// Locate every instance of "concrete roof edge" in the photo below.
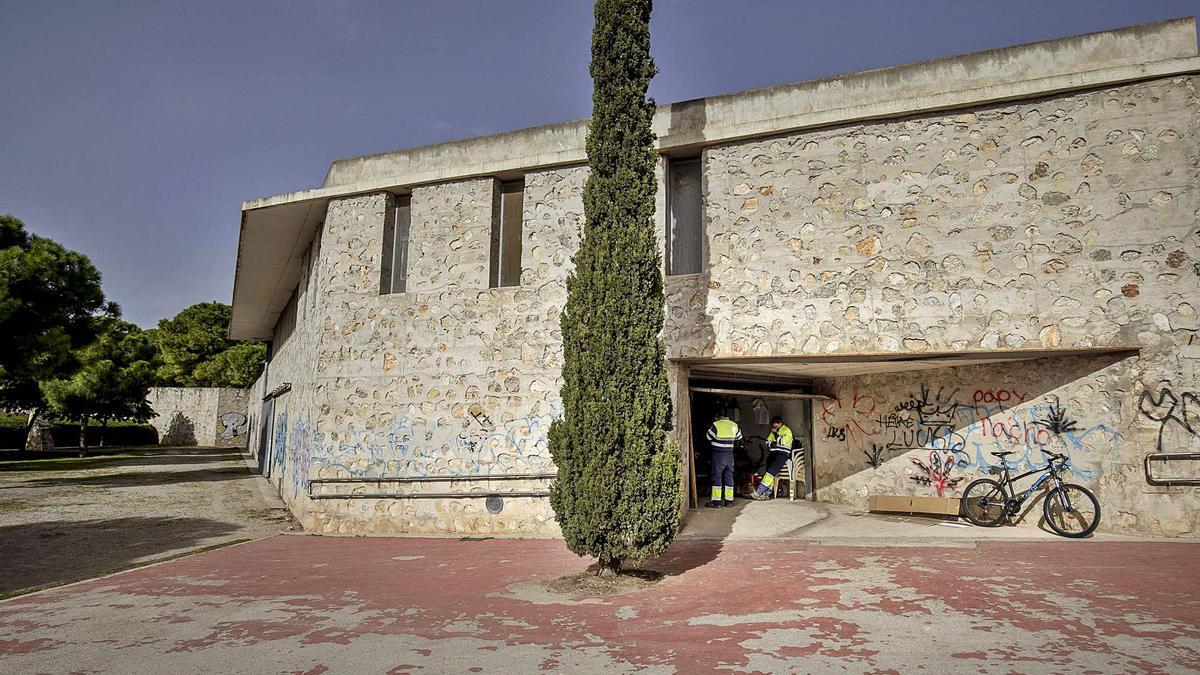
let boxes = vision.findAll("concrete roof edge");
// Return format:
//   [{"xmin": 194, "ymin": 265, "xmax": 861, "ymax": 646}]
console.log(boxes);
[
  {"xmin": 670, "ymin": 346, "xmax": 1142, "ymax": 366},
  {"xmin": 242, "ymin": 17, "xmax": 1199, "ymax": 212}
]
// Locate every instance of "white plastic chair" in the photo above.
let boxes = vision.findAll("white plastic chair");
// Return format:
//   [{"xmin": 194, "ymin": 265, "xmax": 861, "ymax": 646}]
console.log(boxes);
[{"xmin": 772, "ymin": 447, "xmax": 805, "ymax": 501}]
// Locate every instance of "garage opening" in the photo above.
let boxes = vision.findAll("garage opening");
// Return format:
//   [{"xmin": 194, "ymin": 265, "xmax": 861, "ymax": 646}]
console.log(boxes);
[
  {"xmin": 674, "ymin": 346, "xmax": 1140, "ymax": 512},
  {"xmin": 684, "ymin": 375, "xmax": 826, "ymax": 509}
]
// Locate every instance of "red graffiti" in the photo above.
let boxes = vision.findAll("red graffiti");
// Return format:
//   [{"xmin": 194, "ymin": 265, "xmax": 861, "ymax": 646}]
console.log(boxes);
[
  {"xmin": 972, "ymin": 389, "xmax": 1029, "ymax": 408},
  {"xmin": 820, "ymin": 389, "xmax": 882, "ymax": 450},
  {"xmin": 909, "ymin": 451, "xmax": 964, "ymax": 497},
  {"xmin": 978, "ymin": 417, "xmax": 1052, "ymax": 447}
]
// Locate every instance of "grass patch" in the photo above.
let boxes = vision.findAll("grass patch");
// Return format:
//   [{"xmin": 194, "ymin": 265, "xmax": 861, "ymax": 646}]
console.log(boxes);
[{"xmin": 0, "ymin": 447, "xmax": 241, "ymax": 473}]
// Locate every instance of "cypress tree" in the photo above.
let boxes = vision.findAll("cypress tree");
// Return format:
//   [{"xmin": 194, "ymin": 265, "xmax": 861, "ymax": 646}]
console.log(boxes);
[{"xmin": 549, "ymin": 0, "xmax": 681, "ymax": 575}]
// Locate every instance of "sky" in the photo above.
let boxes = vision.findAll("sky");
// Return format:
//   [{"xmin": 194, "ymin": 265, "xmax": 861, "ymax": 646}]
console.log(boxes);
[{"xmin": 1, "ymin": 0, "xmax": 1197, "ymax": 328}]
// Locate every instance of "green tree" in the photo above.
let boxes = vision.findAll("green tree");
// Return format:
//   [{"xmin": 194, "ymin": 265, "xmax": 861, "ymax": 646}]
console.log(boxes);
[
  {"xmin": 152, "ymin": 302, "xmax": 265, "ymax": 387},
  {"xmin": 42, "ymin": 318, "xmax": 157, "ymax": 456},
  {"xmin": 548, "ymin": 0, "xmax": 680, "ymax": 575},
  {"xmin": 0, "ymin": 215, "xmax": 109, "ymax": 437}
]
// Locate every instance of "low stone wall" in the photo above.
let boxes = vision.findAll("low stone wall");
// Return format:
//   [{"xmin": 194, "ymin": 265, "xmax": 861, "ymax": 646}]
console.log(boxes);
[{"xmin": 147, "ymin": 387, "xmax": 250, "ymax": 448}]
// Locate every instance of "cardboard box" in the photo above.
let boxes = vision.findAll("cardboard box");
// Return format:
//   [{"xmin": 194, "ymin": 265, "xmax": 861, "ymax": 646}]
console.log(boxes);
[{"xmin": 869, "ymin": 494, "xmax": 961, "ymax": 517}]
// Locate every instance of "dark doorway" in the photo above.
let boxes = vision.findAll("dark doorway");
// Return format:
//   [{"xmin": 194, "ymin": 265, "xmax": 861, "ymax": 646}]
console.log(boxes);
[
  {"xmin": 257, "ymin": 397, "xmax": 275, "ymax": 477},
  {"xmin": 687, "ymin": 378, "xmax": 819, "ymax": 506}
]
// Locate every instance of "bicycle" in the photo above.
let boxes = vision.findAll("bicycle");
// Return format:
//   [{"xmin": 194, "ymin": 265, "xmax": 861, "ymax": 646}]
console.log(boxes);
[{"xmin": 960, "ymin": 449, "xmax": 1101, "ymax": 538}]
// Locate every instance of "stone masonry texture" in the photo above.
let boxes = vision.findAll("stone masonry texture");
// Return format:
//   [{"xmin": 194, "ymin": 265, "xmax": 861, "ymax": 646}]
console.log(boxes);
[
  {"xmin": 147, "ymin": 387, "xmax": 249, "ymax": 448},
  {"xmin": 248, "ymin": 75, "xmax": 1200, "ymax": 538}
]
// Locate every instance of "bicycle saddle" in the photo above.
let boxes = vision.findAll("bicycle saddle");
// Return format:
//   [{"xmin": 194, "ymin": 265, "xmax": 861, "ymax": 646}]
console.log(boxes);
[{"xmin": 990, "ymin": 451, "xmax": 1014, "ymax": 458}]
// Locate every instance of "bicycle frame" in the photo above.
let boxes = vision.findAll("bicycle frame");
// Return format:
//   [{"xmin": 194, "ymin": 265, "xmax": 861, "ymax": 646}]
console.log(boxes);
[{"xmin": 992, "ymin": 460, "xmax": 1066, "ymax": 507}]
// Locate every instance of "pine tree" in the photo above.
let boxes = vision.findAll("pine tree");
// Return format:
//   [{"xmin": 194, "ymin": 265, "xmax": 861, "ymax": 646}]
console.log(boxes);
[{"xmin": 549, "ymin": 0, "xmax": 681, "ymax": 575}]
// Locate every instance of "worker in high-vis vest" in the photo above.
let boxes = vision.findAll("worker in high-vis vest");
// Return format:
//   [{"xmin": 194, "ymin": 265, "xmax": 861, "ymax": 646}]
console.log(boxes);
[
  {"xmin": 752, "ymin": 416, "xmax": 795, "ymax": 500},
  {"xmin": 706, "ymin": 413, "xmax": 742, "ymax": 507}
]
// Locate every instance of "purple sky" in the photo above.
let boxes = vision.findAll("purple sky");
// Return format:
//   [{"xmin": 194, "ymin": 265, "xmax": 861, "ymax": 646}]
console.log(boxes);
[{"xmin": 2, "ymin": 0, "xmax": 1197, "ymax": 328}]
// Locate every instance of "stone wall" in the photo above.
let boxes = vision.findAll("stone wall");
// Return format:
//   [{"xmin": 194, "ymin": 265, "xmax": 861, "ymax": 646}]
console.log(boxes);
[
  {"xmin": 697, "ymin": 76, "xmax": 1200, "ymax": 536},
  {"xmin": 699, "ymin": 76, "xmax": 1198, "ymax": 360},
  {"xmin": 249, "ymin": 74, "xmax": 1200, "ymax": 537},
  {"xmin": 248, "ymin": 168, "xmax": 589, "ymax": 534},
  {"xmin": 147, "ymin": 387, "xmax": 250, "ymax": 447},
  {"xmin": 246, "ymin": 230, "xmax": 326, "ymax": 521},
  {"xmin": 811, "ymin": 354, "xmax": 1198, "ymax": 537}
]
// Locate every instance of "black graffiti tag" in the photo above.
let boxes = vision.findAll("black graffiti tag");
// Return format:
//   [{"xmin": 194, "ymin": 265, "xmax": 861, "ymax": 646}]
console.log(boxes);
[{"xmin": 1139, "ymin": 387, "xmax": 1198, "ymax": 453}]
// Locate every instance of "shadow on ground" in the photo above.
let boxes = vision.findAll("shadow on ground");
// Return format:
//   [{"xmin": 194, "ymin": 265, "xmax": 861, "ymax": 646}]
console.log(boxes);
[
  {"xmin": 630, "ymin": 501, "xmax": 744, "ymax": 577},
  {"xmin": 0, "ymin": 517, "xmax": 244, "ymax": 595},
  {"xmin": 0, "ymin": 448, "xmax": 241, "ymax": 473},
  {"xmin": 7, "ymin": 466, "xmax": 252, "ymax": 489}
]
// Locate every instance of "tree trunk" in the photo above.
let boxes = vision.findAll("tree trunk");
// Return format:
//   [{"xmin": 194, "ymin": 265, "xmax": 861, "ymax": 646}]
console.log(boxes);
[
  {"xmin": 24, "ymin": 406, "xmax": 42, "ymax": 436},
  {"xmin": 23, "ymin": 406, "xmax": 43, "ymax": 451},
  {"xmin": 596, "ymin": 558, "xmax": 622, "ymax": 577},
  {"xmin": 99, "ymin": 418, "xmax": 108, "ymax": 448},
  {"xmin": 78, "ymin": 416, "xmax": 89, "ymax": 458}
]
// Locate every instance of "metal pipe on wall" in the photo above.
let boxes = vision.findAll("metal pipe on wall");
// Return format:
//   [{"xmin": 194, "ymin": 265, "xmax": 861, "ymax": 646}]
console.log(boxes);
[
  {"xmin": 308, "ymin": 472, "xmax": 556, "ymax": 485},
  {"xmin": 308, "ymin": 490, "xmax": 552, "ymax": 500}
]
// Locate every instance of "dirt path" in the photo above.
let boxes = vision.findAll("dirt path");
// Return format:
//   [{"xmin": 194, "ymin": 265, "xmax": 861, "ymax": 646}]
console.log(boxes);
[{"xmin": 0, "ymin": 447, "xmax": 293, "ymax": 596}]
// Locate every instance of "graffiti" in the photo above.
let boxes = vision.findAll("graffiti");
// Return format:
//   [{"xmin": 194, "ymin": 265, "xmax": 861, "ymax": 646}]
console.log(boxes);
[
  {"xmin": 1139, "ymin": 386, "xmax": 1199, "ymax": 453},
  {"xmin": 864, "ymin": 444, "xmax": 884, "ymax": 469},
  {"xmin": 971, "ymin": 389, "xmax": 1029, "ymax": 409},
  {"xmin": 975, "ymin": 415, "xmax": 1053, "ymax": 448},
  {"xmin": 909, "ymin": 451, "xmax": 965, "ymax": 497},
  {"xmin": 271, "ymin": 409, "xmax": 289, "ymax": 479},
  {"xmin": 908, "ymin": 385, "xmax": 960, "ymax": 427},
  {"xmin": 876, "ymin": 412, "xmax": 911, "ymax": 430},
  {"xmin": 823, "ymin": 380, "xmax": 1120, "ymax": 486},
  {"xmin": 1033, "ymin": 398, "xmax": 1079, "ymax": 436},
  {"xmin": 883, "ymin": 386, "xmax": 968, "ymax": 467},
  {"xmin": 288, "ymin": 418, "xmax": 317, "ymax": 496},
  {"xmin": 468, "ymin": 403, "xmax": 495, "ymax": 431},
  {"xmin": 318, "ymin": 407, "xmax": 560, "ymax": 479},
  {"xmin": 819, "ymin": 389, "xmax": 882, "ymax": 451},
  {"xmin": 218, "ymin": 412, "xmax": 248, "ymax": 440}
]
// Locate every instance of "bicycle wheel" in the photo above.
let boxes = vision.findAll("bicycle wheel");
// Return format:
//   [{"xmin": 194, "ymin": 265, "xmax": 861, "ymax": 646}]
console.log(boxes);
[
  {"xmin": 961, "ymin": 478, "xmax": 1008, "ymax": 527},
  {"xmin": 1043, "ymin": 483, "xmax": 1101, "ymax": 538}
]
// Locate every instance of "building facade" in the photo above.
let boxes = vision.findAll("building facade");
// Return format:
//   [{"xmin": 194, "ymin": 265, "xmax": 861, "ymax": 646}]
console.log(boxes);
[{"xmin": 232, "ymin": 19, "xmax": 1200, "ymax": 537}]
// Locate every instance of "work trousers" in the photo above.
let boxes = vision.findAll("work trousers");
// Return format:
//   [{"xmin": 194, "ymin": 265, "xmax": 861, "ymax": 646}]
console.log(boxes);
[
  {"xmin": 710, "ymin": 450, "xmax": 735, "ymax": 502},
  {"xmin": 757, "ymin": 450, "xmax": 791, "ymax": 495}
]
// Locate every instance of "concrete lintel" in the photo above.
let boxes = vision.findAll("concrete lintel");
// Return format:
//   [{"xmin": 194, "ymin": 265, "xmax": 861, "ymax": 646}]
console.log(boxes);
[
  {"xmin": 679, "ymin": 346, "xmax": 1141, "ymax": 380},
  {"xmin": 671, "ymin": 345, "xmax": 1141, "ymax": 366}
]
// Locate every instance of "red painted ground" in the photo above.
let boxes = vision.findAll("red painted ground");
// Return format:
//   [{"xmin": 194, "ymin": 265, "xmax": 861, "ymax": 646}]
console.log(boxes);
[{"xmin": 1, "ymin": 535, "xmax": 1197, "ymax": 673}]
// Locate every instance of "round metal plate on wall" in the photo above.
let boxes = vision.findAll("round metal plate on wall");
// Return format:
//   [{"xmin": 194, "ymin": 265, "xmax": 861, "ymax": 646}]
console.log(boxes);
[{"xmin": 485, "ymin": 495, "xmax": 504, "ymax": 514}]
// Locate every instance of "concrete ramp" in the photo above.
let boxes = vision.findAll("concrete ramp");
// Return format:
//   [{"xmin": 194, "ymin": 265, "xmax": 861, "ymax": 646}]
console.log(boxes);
[{"xmin": 679, "ymin": 499, "xmax": 829, "ymax": 539}]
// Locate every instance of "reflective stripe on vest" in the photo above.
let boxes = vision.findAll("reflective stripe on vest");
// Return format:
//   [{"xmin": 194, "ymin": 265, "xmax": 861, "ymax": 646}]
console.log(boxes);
[
  {"xmin": 768, "ymin": 424, "xmax": 794, "ymax": 453},
  {"xmin": 708, "ymin": 418, "xmax": 741, "ymax": 452}
]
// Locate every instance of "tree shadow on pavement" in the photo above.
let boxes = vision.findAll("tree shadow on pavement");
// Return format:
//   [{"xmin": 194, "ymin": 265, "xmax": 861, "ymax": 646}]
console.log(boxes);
[
  {"xmin": 8, "ymin": 466, "xmax": 252, "ymax": 489},
  {"xmin": 0, "ymin": 447, "xmax": 242, "ymax": 473},
  {"xmin": 0, "ymin": 516, "xmax": 244, "ymax": 595},
  {"xmin": 83, "ymin": 449, "xmax": 243, "ymax": 469},
  {"xmin": 631, "ymin": 500, "xmax": 745, "ymax": 577}
]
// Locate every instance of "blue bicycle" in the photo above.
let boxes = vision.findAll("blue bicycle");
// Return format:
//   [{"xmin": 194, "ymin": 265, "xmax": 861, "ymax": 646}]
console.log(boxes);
[{"xmin": 960, "ymin": 450, "xmax": 1101, "ymax": 538}]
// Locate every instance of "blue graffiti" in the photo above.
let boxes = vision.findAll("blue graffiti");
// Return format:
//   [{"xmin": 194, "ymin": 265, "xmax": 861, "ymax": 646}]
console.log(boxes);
[
  {"xmin": 955, "ymin": 401, "xmax": 1119, "ymax": 480},
  {"xmin": 316, "ymin": 408, "xmax": 561, "ymax": 479},
  {"xmin": 271, "ymin": 409, "xmax": 289, "ymax": 479}
]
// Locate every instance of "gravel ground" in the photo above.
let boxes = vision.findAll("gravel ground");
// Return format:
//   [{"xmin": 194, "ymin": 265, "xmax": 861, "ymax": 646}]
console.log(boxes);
[{"xmin": 0, "ymin": 447, "xmax": 293, "ymax": 596}]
